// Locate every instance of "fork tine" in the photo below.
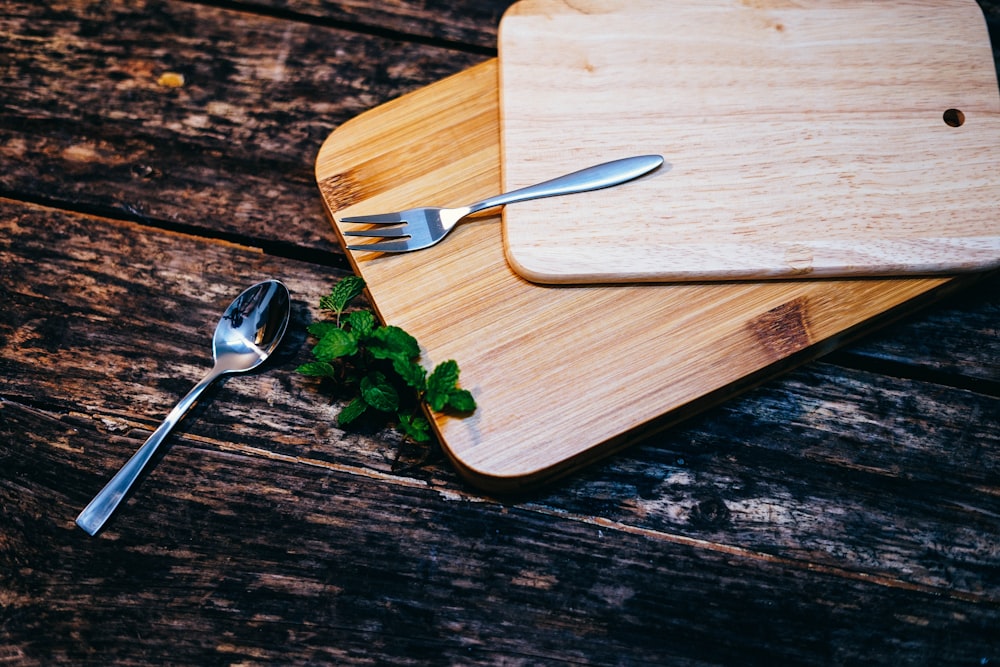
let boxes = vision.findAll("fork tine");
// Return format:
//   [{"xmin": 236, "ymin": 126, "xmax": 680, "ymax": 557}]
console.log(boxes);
[
  {"xmin": 346, "ymin": 239, "xmax": 414, "ymax": 253},
  {"xmin": 339, "ymin": 212, "xmax": 406, "ymax": 225},
  {"xmin": 343, "ymin": 227, "xmax": 410, "ymax": 238}
]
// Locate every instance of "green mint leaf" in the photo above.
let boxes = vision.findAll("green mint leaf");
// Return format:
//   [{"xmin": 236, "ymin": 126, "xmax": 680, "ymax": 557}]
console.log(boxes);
[
  {"xmin": 446, "ymin": 388, "xmax": 477, "ymax": 413},
  {"xmin": 368, "ymin": 325, "xmax": 420, "ymax": 361},
  {"xmin": 392, "ymin": 356, "xmax": 427, "ymax": 391},
  {"xmin": 313, "ymin": 328, "xmax": 357, "ymax": 361},
  {"xmin": 306, "ymin": 321, "xmax": 340, "ymax": 339},
  {"xmin": 426, "ymin": 391, "xmax": 446, "ymax": 412},
  {"xmin": 429, "ymin": 359, "xmax": 460, "ymax": 389},
  {"xmin": 320, "ymin": 275, "xmax": 366, "ymax": 315},
  {"xmin": 398, "ymin": 412, "xmax": 432, "ymax": 443},
  {"xmin": 303, "ymin": 277, "xmax": 475, "ymax": 453},
  {"xmin": 337, "ymin": 396, "xmax": 367, "ymax": 426},
  {"xmin": 347, "ymin": 309, "xmax": 376, "ymax": 338},
  {"xmin": 295, "ymin": 361, "xmax": 337, "ymax": 378},
  {"xmin": 426, "ymin": 360, "xmax": 460, "ymax": 411},
  {"xmin": 361, "ymin": 372, "xmax": 399, "ymax": 412}
]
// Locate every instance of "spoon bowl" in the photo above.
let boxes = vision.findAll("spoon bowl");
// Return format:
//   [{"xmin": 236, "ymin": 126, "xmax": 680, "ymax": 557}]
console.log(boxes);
[
  {"xmin": 214, "ymin": 280, "xmax": 291, "ymax": 372},
  {"xmin": 76, "ymin": 279, "xmax": 291, "ymax": 536}
]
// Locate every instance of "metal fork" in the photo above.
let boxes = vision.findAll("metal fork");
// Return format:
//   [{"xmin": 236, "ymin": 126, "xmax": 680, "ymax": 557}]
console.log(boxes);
[{"xmin": 340, "ymin": 154, "xmax": 665, "ymax": 253}]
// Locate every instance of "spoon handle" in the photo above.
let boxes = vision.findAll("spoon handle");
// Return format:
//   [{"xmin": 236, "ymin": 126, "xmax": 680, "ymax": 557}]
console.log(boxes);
[{"xmin": 75, "ymin": 366, "xmax": 224, "ymax": 535}]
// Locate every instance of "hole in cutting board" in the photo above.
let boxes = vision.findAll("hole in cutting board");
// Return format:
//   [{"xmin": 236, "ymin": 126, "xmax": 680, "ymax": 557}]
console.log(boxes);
[{"xmin": 943, "ymin": 108, "xmax": 965, "ymax": 127}]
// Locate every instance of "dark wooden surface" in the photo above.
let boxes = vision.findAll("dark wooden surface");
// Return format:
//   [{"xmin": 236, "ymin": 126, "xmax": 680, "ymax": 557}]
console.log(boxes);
[{"xmin": 2, "ymin": 2, "xmax": 999, "ymax": 665}]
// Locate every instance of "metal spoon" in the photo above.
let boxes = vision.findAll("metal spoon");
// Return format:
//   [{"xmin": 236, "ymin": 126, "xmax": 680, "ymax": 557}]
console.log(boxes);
[{"xmin": 76, "ymin": 279, "xmax": 291, "ymax": 536}]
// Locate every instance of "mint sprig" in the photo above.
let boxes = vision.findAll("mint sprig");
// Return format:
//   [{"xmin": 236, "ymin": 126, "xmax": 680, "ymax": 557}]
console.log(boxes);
[
  {"xmin": 319, "ymin": 275, "xmax": 365, "ymax": 325},
  {"xmin": 297, "ymin": 277, "xmax": 476, "ymax": 443}
]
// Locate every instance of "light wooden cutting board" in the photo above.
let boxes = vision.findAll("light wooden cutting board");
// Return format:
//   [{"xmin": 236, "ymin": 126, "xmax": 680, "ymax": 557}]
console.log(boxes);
[
  {"xmin": 498, "ymin": 0, "xmax": 1000, "ymax": 283},
  {"xmin": 317, "ymin": 59, "xmax": 970, "ymax": 493}
]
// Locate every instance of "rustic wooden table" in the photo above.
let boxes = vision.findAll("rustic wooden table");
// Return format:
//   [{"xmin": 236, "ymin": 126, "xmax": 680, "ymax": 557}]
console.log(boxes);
[{"xmin": 2, "ymin": 2, "xmax": 999, "ymax": 664}]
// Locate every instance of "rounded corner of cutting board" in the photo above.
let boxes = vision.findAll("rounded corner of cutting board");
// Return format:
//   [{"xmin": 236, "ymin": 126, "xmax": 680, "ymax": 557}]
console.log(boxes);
[
  {"xmin": 314, "ymin": 141, "xmax": 336, "ymax": 189},
  {"xmin": 439, "ymin": 440, "xmax": 587, "ymax": 496},
  {"xmin": 315, "ymin": 107, "xmax": 366, "ymax": 186},
  {"xmin": 315, "ymin": 59, "xmax": 500, "ymax": 189},
  {"xmin": 498, "ymin": 0, "xmax": 547, "ymax": 20},
  {"xmin": 501, "ymin": 241, "xmax": 564, "ymax": 285},
  {"xmin": 443, "ymin": 455, "xmax": 549, "ymax": 495}
]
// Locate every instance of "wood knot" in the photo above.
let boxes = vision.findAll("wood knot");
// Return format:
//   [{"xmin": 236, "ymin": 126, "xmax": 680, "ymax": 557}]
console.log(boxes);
[
  {"xmin": 746, "ymin": 296, "xmax": 813, "ymax": 361},
  {"xmin": 689, "ymin": 495, "xmax": 731, "ymax": 528}
]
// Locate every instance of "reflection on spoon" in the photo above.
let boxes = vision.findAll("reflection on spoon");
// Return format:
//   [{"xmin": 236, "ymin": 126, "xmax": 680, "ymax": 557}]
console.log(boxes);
[{"xmin": 76, "ymin": 280, "xmax": 291, "ymax": 536}]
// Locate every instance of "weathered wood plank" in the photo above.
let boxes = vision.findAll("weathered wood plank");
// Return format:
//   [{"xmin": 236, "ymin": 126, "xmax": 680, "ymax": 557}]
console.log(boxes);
[
  {"xmin": 230, "ymin": 0, "xmax": 516, "ymax": 49},
  {"xmin": 541, "ymin": 361, "xmax": 1000, "ymax": 594},
  {"xmin": 2, "ymin": 199, "xmax": 997, "ymax": 604},
  {"xmin": 833, "ymin": 272, "xmax": 999, "ymax": 388},
  {"xmin": 2, "ymin": 2, "xmax": 999, "ymax": 663},
  {"xmin": 0, "ymin": 197, "xmax": 359, "ymax": 455},
  {"xmin": 0, "ymin": 0, "xmax": 488, "ymax": 253},
  {"xmin": 3, "ymin": 396, "xmax": 999, "ymax": 666}
]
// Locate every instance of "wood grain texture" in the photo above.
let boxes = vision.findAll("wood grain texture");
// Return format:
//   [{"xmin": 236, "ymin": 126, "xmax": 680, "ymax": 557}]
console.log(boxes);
[
  {"xmin": 3, "ymin": 2, "xmax": 1000, "ymax": 664},
  {"xmin": 248, "ymin": 0, "xmax": 515, "ymax": 48},
  {"xmin": 3, "ymin": 198, "xmax": 998, "ymax": 665},
  {"xmin": 3, "ymin": 196, "xmax": 996, "ymax": 597},
  {"xmin": 838, "ymin": 275, "xmax": 1000, "ymax": 388},
  {"xmin": 498, "ymin": 0, "xmax": 1000, "ymax": 282},
  {"xmin": 0, "ymin": 0, "xmax": 498, "ymax": 253},
  {"xmin": 5, "ymin": 396, "xmax": 999, "ymax": 666},
  {"xmin": 316, "ymin": 59, "xmax": 982, "ymax": 491}
]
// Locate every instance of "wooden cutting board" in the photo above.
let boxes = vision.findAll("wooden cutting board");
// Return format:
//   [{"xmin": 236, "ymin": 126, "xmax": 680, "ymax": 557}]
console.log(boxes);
[
  {"xmin": 316, "ymin": 59, "xmax": 968, "ymax": 493},
  {"xmin": 498, "ymin": 0, "xmax": 1000, "ymax": 283}
]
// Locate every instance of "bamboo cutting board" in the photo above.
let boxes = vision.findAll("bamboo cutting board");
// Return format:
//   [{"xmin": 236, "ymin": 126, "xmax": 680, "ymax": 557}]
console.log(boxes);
[
  {"xmin": 498, "ymin": 0, "xmax": 1000, "ymax": 283},
  {"xmin": 317, "ymin": 60, "xmax": 965, "ymax": 492}
]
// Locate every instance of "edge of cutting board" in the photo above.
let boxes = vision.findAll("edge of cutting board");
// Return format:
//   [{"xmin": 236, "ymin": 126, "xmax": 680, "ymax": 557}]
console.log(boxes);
[{"xmin": 316, "ymin": 59, "xmax": 979, "ymax": 494}]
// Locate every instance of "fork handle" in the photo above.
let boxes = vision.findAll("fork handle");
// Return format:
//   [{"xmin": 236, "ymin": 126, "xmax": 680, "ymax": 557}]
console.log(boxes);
[{"xmin": 466, "ymin": 154, "xmax": 664, "ymax": 214}]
